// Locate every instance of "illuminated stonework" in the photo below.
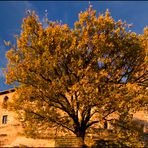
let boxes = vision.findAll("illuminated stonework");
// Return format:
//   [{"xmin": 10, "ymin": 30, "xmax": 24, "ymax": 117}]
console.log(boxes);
[{"xmin": 0, "ymin": 89, "xmax": 147, "ymax": 147}]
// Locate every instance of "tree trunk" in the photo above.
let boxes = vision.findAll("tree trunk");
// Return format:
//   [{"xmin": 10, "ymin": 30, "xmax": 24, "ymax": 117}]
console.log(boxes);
[{"xmin": 75, "ymin": 130, "xmax": 87, "ymax": 148}]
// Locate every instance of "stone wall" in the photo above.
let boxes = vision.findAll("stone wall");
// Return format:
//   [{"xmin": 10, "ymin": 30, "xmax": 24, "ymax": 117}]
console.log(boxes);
[
  {"xmin": 55, "ymin": 137, "xmax": 81, "ymax": 147},
  {"xmin": 0, "ymin": 89, "xmax": 23, "ymax": 146},
  {"xmin": 0, "ymin": 90, "xmax": 18, "ymax": 126},
  {"xmin": 0, "ymin": 89, "xmax": 147, "ymax": 147}
]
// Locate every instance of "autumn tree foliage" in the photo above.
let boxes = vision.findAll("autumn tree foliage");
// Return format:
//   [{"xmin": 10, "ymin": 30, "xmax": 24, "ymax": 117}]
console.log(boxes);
[{"xmin": 5, "ymin": 6, "xmax": 147, "ymax": 147}]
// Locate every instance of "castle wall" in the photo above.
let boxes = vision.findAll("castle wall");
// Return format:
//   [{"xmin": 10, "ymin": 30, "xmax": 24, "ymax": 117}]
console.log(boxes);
[
  {"xmin": 0, "ymin": 90, "xmax": 23, "ymax": 146},
  {"xmin": 0, "ymin": 91, "xmax": 19, "ymax": 126},
  {"xmin": 0, "ymin": 89, "xmax": 147, "ymax": 147},
  {"xmin": 0, "ymin": 90, "xmax": 56, "ymax": 147}
]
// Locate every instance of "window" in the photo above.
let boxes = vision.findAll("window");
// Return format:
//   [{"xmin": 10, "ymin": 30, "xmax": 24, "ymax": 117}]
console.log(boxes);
[
  {"xmin": 3, "ymin": 96, "xmax": 9, "ymax": 108},
  {"xmin": 104, "ymin": 121, "xmax": 108, "ymax": 129},
  {"xmin": 2, "ymin": 115, "xmax": 8, "ymax": 124},
  {"xmin": 4, "ymin": 96, "xmax": 8, "ymax": 102},
  {"xmin": 144, "ymin": 123, "xmax": 148, "ymax": 133}
]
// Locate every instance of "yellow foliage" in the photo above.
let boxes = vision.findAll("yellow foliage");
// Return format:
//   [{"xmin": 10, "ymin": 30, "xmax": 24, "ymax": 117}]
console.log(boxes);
[{"xmin": 4, "ymin": 7, "xmax": 147, "ymax": 147}]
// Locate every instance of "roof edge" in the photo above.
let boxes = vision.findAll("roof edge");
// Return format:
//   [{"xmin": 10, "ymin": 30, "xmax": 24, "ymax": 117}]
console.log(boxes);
[{"xmin": 0, "ymin": 88, "xmax": 15, "ymax": 95}]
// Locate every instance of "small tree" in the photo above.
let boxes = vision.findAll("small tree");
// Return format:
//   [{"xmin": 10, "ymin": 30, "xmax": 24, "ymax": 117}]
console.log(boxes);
[{"xmin": 5, "ymin": 6, "xmax": 147, "ymax": 147}]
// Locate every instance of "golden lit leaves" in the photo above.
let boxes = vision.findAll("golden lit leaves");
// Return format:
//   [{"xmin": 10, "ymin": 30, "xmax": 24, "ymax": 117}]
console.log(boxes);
[{"xmin": 4, "ymin": 7, "xmax": 147, "ymax": 145}]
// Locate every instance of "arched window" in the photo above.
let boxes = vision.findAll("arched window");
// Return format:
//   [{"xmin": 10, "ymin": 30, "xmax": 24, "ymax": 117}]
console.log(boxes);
[
  {"xmin": 4, "ymin": 96, "xmax": 8, "ymax": 102},
  {"xmin": 3, "ymin": 96, "xmax": 9, "ymax": 108}
]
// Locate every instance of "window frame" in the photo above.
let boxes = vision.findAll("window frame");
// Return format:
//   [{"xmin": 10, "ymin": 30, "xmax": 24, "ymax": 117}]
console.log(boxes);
[{"xmin": 2, "ymin": 115, "xmax": 8, "ymax": 124}]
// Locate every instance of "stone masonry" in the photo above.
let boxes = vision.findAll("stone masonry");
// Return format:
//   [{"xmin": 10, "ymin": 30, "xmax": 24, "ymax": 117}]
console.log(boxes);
[{"xmin": 0, "ymin": 88, "xmax": 147, "ymax": 147}]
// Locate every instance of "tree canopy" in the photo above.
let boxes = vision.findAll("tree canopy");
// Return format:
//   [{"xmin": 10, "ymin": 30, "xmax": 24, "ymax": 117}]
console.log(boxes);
[{"xmin": 5, "ymin": 6, "xmax": 148, "ymax": 147}]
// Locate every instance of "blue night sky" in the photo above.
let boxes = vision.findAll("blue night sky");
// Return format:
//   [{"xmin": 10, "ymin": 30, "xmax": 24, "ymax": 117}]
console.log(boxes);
[{"xmin": 0, "ymin": 1, "xmax": 148, "ymax": 91}]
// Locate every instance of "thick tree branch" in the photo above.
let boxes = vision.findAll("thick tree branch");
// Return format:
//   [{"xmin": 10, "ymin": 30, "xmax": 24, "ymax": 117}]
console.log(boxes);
[{"xmin": 86, "ymin": 120, "xmax": 99, "ymax": 129}]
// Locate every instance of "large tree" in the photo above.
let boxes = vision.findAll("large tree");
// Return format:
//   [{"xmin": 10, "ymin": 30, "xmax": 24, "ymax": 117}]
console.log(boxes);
[{"xmin": 5, "ymin": 6, "xmax": 147, "ymax": 147}]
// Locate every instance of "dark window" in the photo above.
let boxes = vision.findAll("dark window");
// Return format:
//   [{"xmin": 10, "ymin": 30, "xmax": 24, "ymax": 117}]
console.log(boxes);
[
  {"xmin": 144, "ymin": 123, "xmax": 148, "ymax": 133},
  {"xmin": 104, "ymin": 121, "xmax": 108, "ymax": 129},
  {"xmin": 2, "ymin": 115, "xmax": 8, "ymax": 124},
  {"xmin": 3, "ymin": 96, "xmax": 9, "ymax": 108},
  {"xmin": 4, "ymin": 96, "xmax": 8, "ymax": 102}
]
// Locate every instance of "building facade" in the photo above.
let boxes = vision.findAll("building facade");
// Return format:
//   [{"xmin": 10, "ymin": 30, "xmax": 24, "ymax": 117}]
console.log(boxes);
[
  {"xmin": 0, "ymin": 89, "xmax": 147, "ymax": 147},
  {"xmin": 0, "ymin": 89, "xmax": 55, "ymax": 147}
]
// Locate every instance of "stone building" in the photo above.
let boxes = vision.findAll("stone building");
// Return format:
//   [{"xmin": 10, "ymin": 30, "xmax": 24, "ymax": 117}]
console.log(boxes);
[
  {"xmin": 0, "ymin": 89, "xmax": 55, "ymax": 147},
  {"xmin": 0, "ymin": 88, "xmax": 147, "ymax": 147}
]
